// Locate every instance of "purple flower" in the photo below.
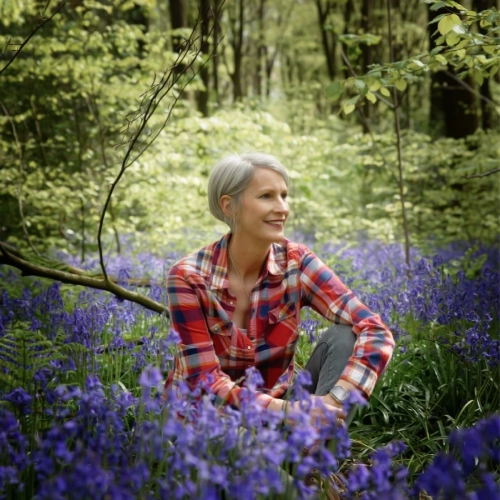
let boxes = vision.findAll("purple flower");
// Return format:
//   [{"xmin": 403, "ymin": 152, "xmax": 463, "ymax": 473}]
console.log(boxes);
[
  {"xmin": 3, "ymin": 388, "xmax": 32, "ymax": 414},
  {"xmin": 139, "ymin": 365, "xmax": 163, "ymax": 389}
]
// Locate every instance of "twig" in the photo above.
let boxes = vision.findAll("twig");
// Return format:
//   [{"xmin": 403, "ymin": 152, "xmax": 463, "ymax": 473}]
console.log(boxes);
[
  {"xmin": 465, "ymin": 168, "xmax": 500, "ymax": 179},
  {"xmin": 0, "ymin": 1, "xmax": 67, "ymax": 77},
  {"xmin": 97, "ymin": 6, "xmax": 223, "ymax": 281},
  {"xmin": 443, "ymin": 70, "xmax": 499, "ymax": 114},
  {"xmin": 387, "ymin": 0, "xmax": 411, "ymax": 275}
]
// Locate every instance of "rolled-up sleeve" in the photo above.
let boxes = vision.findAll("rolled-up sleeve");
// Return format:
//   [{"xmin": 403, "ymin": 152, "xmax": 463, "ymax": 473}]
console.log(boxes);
[{"xmin": 298, "ymin": 248, "xmax": 394, "ymax": 397}]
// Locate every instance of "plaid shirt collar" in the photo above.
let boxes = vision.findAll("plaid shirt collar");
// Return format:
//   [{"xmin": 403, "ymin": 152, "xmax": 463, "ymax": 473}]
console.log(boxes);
[{"xmin": 210, "ymin": 233, "xmax": 285, "ymax": 291}]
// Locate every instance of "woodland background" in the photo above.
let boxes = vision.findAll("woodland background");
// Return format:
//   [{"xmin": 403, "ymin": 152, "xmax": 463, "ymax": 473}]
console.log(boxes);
[{"xmin": 1, "ymin": 0, "xmax": 499, "ymax": 260}]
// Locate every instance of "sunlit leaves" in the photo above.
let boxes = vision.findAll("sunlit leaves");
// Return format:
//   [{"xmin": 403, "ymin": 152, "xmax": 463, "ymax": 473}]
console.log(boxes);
[
  {"xmin": 437, "ymin": 14, "xmax": 461, "ymax": 35},
  {"xmin": 394, "ymin": 79, "xmax": 407, "ymax": 92},
  {"xmin": 325, "ymin": 4, "xmax": 499, "ymax": 118},
  {"xmin": 342, "ymin": 95, "xmax": 360, "ymax": 115}
]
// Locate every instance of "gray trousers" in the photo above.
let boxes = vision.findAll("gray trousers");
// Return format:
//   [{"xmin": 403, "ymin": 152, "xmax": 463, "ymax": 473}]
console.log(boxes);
[{"xmin": 288, "ymin": 323, "xmax": 358, "ymax": 426}]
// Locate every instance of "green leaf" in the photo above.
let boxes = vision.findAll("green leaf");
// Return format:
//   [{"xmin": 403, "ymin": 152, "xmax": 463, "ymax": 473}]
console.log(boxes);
[
  {"xmin": 483, "ymin": 44, "xmax": 496, "ymax": 55},
  {"xmin": 430, "ymin": 46, "xmax": 445, "ymax": 55},
  {"xmin": 474, "ymin": 71, "xmax": 484, "ymax": 86},
  {"xmin": 429, "ymin": 13, "xmax": 446, "ymax": 25},
  {"xmin": 342, "ymin": 95, "xmax": 360, "ymax": 115},
  {"xmin": 344, "ymin": 95, "xmax": 360, "ymax": 106},
  {"xmin": 435, "ymin": 54, "xmax": 448, "ymax": 64},
  {"xmin": 326, "ymin": 81, "xmax": 343, "ymax": 101},
  {"xmin": 354, "ymin": 79, "xmax": 368, "ymax": 95},
  {"xmin": 342, "ymin": 103, "xmax": 356, "ymax": 115},
  {"xmin": 395, "ymin": 79, "xmax": 407, "ymax": 92},
  {"xmin": 438, "ymin": 15, "xmax": 456, "ymax": 36},
  {"xmin": 430, "ymin": 1, "xmax": 446, "ymax": 11},
  {"xmin": 446, "ymin": 32, "xmax": 460, "ymax": 46},
  {"xmin": 380, "ymin": 87, "xmax": 391, "ymax": 97},
  {"xmin": 366, "ymin": 91, "xmax": 377, "ymax": 104}
]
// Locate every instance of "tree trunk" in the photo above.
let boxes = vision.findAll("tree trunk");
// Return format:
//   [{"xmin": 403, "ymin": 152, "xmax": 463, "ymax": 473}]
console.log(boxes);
[
  {"xmin": 169, "ymin": 0, "xmax": 187, "ymax": 54},
  {"xmin": 196, "ymin": 0, "xmax": 211, "ymax": 117},
  {"xmin": 315, "ymin": 0, "xmax": 337, "ymax": 81},
  {"xmin": 213, "ymin": 0, "xmax": 220, "ymax": 105},
  {"xmin": 428, "ymin": 5, "xmax": 478, "ymax": 138},
  {"xmin": 360, "ymin": 0, "xmax": 372, "ymax": 133},
  {"xmin": 342, "ymin": 0, "xmax": 354, "ymax": 80},
  {"xmin": 231, "ymin": 0, "xmax": 244, "ymax": 101},
  {"xmin": 474, "ymin": 0, "xmax": 495, "ymax": 130}
]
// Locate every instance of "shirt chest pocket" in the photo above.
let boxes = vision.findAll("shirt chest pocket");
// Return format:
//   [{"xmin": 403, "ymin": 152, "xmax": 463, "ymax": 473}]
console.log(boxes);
[
  {"xmin": 266, "ymin": 302, "xmax": 298, "ymax": 347},
  {"xmin": 206, "ymin": 316, "xmax": 233, "ymax": 336}
]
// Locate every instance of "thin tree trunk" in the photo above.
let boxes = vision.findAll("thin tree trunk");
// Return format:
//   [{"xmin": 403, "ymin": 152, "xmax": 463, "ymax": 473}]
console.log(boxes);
[
  {"xmin": 256, "ymin": 0, "xmax": 266, "ymax": 97},
  {"xmin": 315, "ymin": 0, "xmax": 337, "ymax": 81},
  {"xmin": 360, "ymin": 0, "xmax": 372, "ymax": 133},
  {"xmin": 213, "ymin": 0, "xmax": 220, "ymax": 105},
  {"xmin": 387, "ymin": 0, "xmax": 411, "ymax": 274},
  {"xmin": 342, "ymin": 0, "xmax": 353, "ymax": 80},
  {"xmin": 169, "ymin": 0, "xmax": 188, "ymax": 72},
  {"xmin": 197, "ymin": 0, "xmax": 210, "ymax": 116},
  {"xmin": 232, "ymin": 0, "xmax": 244, "ymax": 100}
]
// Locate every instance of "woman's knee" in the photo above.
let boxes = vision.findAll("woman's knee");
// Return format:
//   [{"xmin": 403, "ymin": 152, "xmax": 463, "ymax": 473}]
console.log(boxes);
[{"xmin": 317, "ymin": 323, "xmax": 356, "ymax": 356}]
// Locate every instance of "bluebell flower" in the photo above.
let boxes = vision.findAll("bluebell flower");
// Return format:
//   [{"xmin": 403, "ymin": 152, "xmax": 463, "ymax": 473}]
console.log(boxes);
[
  {"xmin": 139, "ymin": 365, "xmax": 163, "ymax": 390},
  {"xmin": 3, "ymin": 387, "xmax": 32, "ymax": 415}
]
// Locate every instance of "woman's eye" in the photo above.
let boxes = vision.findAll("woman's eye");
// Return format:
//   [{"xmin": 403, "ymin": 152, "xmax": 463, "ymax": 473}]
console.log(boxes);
[
  {"xmin": 282, "ymin": 193, "xmax": 288, "ymax": 200},
  {"xmin": 260, "ymin": 193, "xmax": 270, "ymax": 199}
]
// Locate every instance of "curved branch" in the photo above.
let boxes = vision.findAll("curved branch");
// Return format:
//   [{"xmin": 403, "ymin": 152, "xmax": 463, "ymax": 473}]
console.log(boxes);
[
  {"xmin": 0, "ymin": 242, "xmax": 168, "ymax": 315},
  {"xmin": 97, "ymin": 3, "xmax": 224, "ymax": 280},
  {"xmin": 0, "ymin": 1, "xmax": 67, "ymax": 77}
]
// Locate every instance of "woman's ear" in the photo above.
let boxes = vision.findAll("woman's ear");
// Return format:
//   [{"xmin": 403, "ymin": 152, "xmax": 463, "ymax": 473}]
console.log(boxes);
[{"xmin": 220, "ymin": 195, "xmax": 232, "ymax": 218}]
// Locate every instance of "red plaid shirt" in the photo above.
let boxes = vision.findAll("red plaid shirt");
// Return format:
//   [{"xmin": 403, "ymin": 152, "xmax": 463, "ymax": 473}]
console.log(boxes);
[{"xmin": 165, "ymin": 233, "xmax": 394, "ymax": 408}]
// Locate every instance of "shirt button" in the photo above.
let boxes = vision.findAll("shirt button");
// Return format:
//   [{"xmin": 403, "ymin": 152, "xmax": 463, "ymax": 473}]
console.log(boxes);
[
  {"xmin": 229, "ymin": 301, "xmax": 234, "ymax": 305},
  {"xmin": 214, "ymin": 326, "xmax": 219, "ymax": 331},
  {"xmin": 247, "ymin": 345, "xmax": 251, "ymax": 350}
]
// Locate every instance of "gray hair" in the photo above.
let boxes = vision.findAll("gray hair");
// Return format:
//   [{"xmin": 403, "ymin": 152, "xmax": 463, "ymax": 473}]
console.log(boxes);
[{"xmin": 208, "ymin": 152, "xmax": 289, "ymax": 230}]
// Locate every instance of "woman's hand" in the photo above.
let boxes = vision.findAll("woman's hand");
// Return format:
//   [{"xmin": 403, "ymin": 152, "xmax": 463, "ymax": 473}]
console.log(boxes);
[
  {"xmin": 318, "ymin": 394, "xmax": 346, "ymax": 425},
  {"xmin": 284, "ymin": 395, "xmax": 346, "ymax": 428}
]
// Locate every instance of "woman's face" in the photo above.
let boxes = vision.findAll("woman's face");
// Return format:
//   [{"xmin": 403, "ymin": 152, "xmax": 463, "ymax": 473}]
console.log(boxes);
[{"xmin": 230, "ymin": 167, "xmax": 289, "ymax": 245}]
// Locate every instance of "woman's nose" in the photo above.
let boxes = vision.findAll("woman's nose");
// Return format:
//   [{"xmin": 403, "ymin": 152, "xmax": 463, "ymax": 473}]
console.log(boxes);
[{"xmin": 276, "ymin": 197, "xmax": 289, "ymax": 214}]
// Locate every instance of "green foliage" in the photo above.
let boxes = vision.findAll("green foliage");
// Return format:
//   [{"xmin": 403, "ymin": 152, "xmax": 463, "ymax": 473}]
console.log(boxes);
[
  {"xmin": 0, "ymin": 325, "xmax": 88, "ymax": 396},
  {"xmin": 351, "ymin": 338, "xmax": 499, "ymax": 480},
  {"xmin": 329, "ymin": 1, "xmax": 500, "ymax": 117}
]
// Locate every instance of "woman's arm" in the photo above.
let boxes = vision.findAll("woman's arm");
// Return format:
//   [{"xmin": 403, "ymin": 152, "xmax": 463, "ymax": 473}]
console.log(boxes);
[{"xmin": 298, "ymin": 247, "xmax": 395, "ymax": 398}]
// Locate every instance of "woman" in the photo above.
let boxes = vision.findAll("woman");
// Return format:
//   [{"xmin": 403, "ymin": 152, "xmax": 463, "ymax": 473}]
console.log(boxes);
[{"xmin": 165, "ymin": 152, "xmax": 394, "ymax": 426}]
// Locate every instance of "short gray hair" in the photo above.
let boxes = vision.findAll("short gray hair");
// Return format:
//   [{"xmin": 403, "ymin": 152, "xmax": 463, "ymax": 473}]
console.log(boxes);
[{"xmin": 208, "ymin": 152, "xmax": 289, "ymax": 229}]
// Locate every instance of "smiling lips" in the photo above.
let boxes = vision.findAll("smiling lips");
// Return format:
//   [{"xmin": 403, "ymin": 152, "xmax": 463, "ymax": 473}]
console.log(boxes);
[{"xmin": 265, "ymin": 220, "xmax": 286, "ymax": 227}]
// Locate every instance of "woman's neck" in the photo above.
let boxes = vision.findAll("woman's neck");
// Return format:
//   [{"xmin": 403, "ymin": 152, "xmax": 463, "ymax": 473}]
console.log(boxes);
[{"xmin": 228, "ymin": 232, "xmax": 270, "ymax": 279}]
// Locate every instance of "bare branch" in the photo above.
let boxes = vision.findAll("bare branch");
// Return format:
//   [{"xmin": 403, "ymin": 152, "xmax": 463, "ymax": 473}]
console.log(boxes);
[
  {"xmin": 443, "ymin": 70, "xmax": 499, "ymax": 114},
  {"xmin": 386, "ymin": 0, "xmax": 411, "ymax": 275},
  {"xmin": 0, "ymin": 242, "xmax": 167, "ymax": 315},
  {"xmin": 466, "ymin": 168, "xmax": 500, "ymax": 179},
  {"xmin": 96, "ymin": 4, "xmax": 224, "ymax": 281},
  {"xmin": 0, "ymin": 1, "xmax": 67, "ymax": 77}
]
